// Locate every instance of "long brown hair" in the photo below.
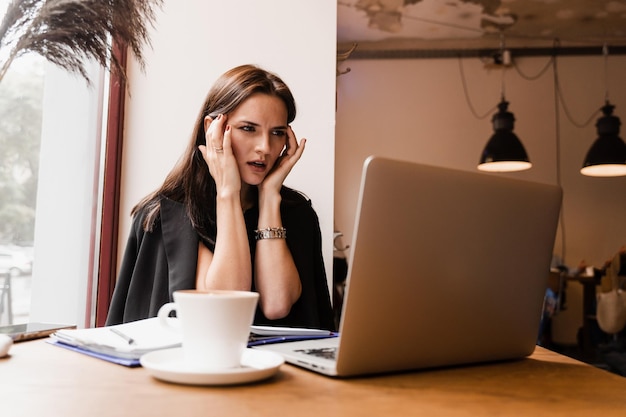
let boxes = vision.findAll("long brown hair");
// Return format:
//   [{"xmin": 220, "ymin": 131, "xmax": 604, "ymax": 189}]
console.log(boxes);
[{"xmin": 133, "ymin": 64, "xmax": 297, "ymax": 245}]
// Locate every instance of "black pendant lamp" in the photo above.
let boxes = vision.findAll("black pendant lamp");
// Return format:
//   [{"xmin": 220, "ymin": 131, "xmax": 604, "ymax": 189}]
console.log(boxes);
[
  {"xmin": 580, "ymin": 102, "xmax": 626, "ymax": 177},
  {"xmin": 478, "ymin": 99, "xmax": 532, "ymax": 172}
]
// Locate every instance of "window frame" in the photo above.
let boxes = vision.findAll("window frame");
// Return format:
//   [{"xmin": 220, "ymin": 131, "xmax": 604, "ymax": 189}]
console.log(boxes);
[{"xmin": 95, "ymin": 41, "xmax": 127, "ymax": 327}]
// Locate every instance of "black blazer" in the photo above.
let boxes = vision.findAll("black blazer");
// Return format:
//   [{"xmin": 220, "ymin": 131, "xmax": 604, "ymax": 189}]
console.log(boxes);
[{"xmin": 106, "ymin": 192, "xmax": 335, "ymax": 331}]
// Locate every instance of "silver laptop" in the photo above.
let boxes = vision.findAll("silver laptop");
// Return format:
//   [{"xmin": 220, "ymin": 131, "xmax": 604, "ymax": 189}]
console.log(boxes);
[{"xmin": 255, "ymin": 156, "xmax": 562, "ymax": 377}]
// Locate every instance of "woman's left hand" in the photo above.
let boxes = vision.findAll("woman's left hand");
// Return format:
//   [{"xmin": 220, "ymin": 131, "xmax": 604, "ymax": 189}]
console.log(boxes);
[{"xmin": 259, "ymin": 126, "xmax": 306, "ymax": 193}]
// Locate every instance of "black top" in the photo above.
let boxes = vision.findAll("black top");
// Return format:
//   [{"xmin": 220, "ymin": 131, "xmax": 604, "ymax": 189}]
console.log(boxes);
[{"xmin": 105, "ymin": 189, "xmax": 335, "ymax": 331}]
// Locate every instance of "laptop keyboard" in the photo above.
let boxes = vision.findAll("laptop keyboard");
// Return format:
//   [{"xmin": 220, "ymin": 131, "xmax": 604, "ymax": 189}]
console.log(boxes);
[{"xmin": 295, "ymin": 347, "xmax": 337, "ymax": 360}]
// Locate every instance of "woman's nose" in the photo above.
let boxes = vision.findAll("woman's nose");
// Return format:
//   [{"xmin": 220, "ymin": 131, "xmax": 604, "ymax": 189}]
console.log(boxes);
[{"xmin": 255, "ymin": 133, "xmax": 271, "ymax": 154}]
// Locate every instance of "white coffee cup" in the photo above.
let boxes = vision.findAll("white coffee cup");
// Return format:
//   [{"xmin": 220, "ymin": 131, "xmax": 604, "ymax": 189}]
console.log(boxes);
[{"xmin": 157, "ymin": 290, "xmax": 259, "ymax": 371}]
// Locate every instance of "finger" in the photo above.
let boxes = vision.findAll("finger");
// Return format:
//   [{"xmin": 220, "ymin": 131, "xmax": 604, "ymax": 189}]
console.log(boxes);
[
  {"xmin": 292, "ymin": 138, "xmax": 306, "ymax": 161},
  {"xmin": 203, "ymin": 116, "xmax": 216, "ymax": 148},
  {"xmin": 222, "ymin": 124, "xmax": 231, "ymax": 150},
  {"xmin": 205, "ymin": 114, "xmax": 226, "ymax": 151},
  {"xmin": 285, "ymin": 126, "xmax": 298, "ymax": 156}
]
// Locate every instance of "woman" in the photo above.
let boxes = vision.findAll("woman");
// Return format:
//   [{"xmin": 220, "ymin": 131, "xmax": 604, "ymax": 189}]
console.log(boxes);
[{"xmin": 106, "ymin": 65, "xmax": 335, "ymax": 330}]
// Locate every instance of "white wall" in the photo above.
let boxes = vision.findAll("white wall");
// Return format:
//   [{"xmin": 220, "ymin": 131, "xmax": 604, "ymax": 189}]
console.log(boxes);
[{"xmin": 120, "ymin": 1, "xmax": 337, "ymax": 288}]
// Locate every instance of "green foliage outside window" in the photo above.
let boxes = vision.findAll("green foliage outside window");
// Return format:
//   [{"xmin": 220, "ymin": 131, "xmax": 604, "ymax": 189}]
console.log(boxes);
[{"xmin": 0, "ymin": 57, "xmax": 42, "ymax": 244}]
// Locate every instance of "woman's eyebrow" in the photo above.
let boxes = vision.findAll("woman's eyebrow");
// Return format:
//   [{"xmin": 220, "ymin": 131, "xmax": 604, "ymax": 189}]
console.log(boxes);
[
  {"xmin": 233, "ymin": 119, "xmax": 258, "ymax": 126},
  {"xmin": 237, "ymin": 119, "xmax": 288, "ymax": 130}
]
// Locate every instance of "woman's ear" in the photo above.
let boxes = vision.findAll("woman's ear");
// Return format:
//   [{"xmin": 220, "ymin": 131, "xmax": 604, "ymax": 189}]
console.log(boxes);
[{"xmin": 203, "ymin": 115, "xmax": 213, "ymax": 132}]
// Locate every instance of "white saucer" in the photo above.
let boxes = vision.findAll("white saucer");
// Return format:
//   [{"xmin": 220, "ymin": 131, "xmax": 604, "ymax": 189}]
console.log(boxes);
[{"xmin": 140, "ymin": 348, "xmax": 284, "ymax": 386}]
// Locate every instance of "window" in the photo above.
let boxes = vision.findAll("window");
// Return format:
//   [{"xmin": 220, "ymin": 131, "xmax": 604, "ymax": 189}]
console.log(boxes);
[
  {"xmin": 1, "ymin": 0, "xmax": 126, "ymax": 328},
  {"xmin": 0, "ymin": 53, "xmax": 109, "ymax": 327},
  {"xmin": 0, "ymin": 53, "xmax": 44, "ymax": 325}
]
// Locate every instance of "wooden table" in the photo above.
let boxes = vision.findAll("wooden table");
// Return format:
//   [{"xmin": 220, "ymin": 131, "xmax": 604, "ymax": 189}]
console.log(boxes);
[{"xmin": 1, "ymin": 340, "xmax": 626, "ymax": 416}]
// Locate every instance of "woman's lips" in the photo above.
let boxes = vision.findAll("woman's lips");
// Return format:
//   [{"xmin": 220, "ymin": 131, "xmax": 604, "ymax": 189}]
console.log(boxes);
[{"xmin": 247, "ymin": 161, "xmax": 267, "ymax": 172}]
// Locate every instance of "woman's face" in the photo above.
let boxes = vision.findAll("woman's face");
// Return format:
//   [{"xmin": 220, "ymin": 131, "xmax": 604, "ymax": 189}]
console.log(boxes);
[{"xmin": 227, "ymin": 93, "xmax": 288, "ymax": 186}]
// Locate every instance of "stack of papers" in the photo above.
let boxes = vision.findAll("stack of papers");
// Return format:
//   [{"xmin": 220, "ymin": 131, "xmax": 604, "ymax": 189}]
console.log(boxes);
[
  {"xmin": 49, "ymin": 318, "xmax": 336, "ymax": 367},
  {"xmin": 50, "ymin": 318, "xmax": 182, "ymax": 366}
]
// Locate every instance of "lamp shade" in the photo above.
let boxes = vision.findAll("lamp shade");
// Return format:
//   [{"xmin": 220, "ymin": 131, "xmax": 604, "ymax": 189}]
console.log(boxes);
[
  {"xmin": 581, "ymin": 103, "xmax": 626, "ymax": 177},
  {"xmin": 478, "ymin": 100, "xmax": 531, "ymax": 172}
]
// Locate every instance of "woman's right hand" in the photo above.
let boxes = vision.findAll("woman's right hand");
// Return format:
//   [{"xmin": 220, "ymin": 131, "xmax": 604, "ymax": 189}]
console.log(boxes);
[
  {"xmin": 196, "ymin": 113, "xmax": 252, "ymax": 293},
  {"xmin": 198, "ymin": 114, "xmax": 241, "ymax": 197}
]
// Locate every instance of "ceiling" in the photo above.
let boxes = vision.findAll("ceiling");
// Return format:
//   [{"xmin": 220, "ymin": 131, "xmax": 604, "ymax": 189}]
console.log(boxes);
[{"xmin": 337, "ymin": 0, "xmax": 626, "ymax": 58}]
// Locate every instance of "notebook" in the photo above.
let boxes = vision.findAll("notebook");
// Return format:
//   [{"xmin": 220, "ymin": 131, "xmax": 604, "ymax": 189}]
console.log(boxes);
[
  {"xmin": 49, "ymin": 317, "xmax": 336, "ymax": 367},
  {"xmin": 254, "ymin": 156, "xmax": 562, "ymax": 377}
]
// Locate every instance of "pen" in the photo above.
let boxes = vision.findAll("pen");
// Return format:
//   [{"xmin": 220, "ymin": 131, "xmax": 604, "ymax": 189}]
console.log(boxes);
[
  {"xmin": 110, "ymin": 328, "xmax": 136, "ymax": 345},
  {"xmin": 247, "ymin": 333, "xmax": 338, "ymax": 347}
]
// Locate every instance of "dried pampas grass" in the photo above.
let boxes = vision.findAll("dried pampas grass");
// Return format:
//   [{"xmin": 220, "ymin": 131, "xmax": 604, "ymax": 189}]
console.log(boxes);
[{"xmin": 0, "ymin": 0, "xmax": 163, "ymax": 84}]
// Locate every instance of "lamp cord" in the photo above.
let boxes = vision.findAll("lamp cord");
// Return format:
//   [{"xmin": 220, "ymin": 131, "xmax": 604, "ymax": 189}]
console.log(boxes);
[
  {"xmin": 554, "ymin": 68, "xmax": 601, "ymax": 128},
  {"xmin": 552, "ymin": 47, "xmax": 567, "ymax": 264},
  {"xmin": 457, "ymin": 55, "xmax": 497, "ymax": 120},
  {"xmin": 500, "ymin": 33, "xmax": 506, "ymax": 101},
  {"xmin": 551, "ymin": 38, "xmax": 601, "ymax": 128},
  {"xmin": 513, "ymin": 55, "xmax": 553, "ymax": 81},
  {"xmin": 603, "ymin": 43, "xmax": 610, "ymax": 103}
]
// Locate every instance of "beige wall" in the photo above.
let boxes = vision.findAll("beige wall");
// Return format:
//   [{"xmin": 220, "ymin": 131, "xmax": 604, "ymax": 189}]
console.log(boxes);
[
  {"xmin": 335, "ymin": 54, "xmax": 626, "ymax": 269},
  {"xmin": 335, "ymin": 55, "xmax": 626, "ymax": 343}
]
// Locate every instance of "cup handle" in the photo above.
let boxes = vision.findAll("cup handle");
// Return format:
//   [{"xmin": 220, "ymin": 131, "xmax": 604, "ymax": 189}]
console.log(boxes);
[{"xmin": 157, "ymin": 302, "xmax": 180, "ymax": 332}]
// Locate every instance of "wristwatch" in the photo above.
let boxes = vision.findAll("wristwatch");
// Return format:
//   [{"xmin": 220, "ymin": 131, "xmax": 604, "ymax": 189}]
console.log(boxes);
[{"xmin": 255, "ymin": 227, "xmax": 287, "ymax": 240}]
